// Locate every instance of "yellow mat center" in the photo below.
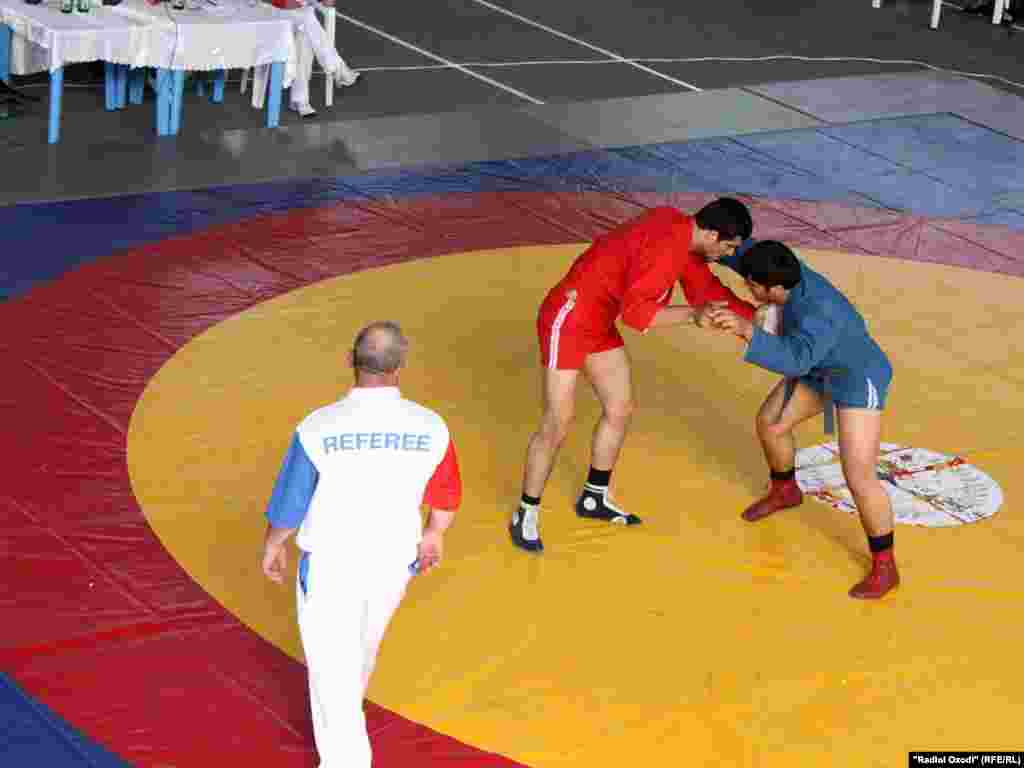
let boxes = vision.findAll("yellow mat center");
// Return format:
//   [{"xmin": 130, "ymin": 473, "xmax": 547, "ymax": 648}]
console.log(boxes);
[{"xmin": 128, "ymin": 245, "xmax": 1024, "ymax": 767}]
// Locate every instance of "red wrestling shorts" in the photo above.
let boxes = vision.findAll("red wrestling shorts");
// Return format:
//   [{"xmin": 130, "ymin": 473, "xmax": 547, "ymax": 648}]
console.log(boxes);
[{"xmin": 536, "ymin": 287, "xmax": 624, "ymax": 370}]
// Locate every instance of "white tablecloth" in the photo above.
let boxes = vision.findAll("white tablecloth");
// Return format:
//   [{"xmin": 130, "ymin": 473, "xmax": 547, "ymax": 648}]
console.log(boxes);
[
  {"xmin": 1, "ymin": 0, "xmax": 153, "ymax": 72},
  {"xmin": 1, "ymin": 0, "xmax": 295, "ymax": 80}
]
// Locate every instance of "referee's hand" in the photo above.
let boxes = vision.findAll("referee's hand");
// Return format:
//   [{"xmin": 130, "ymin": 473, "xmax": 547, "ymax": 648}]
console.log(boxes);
[
  {"xmin": 262, "ymin": 543, "xmax": 287, "ymax": 584},
  {"xmin": 416, "ymin": 531, "xmax": 444, "ymax": 573}
]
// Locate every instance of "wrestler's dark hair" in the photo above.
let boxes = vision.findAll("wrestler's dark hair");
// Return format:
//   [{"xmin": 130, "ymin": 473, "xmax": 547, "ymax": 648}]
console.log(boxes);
[
  {"xmin": 694, "ymin": 197, "xmax": 753, "ymax": 241},
  {"xmin": 739, "ymin": 240, "xmax": 802, "ymax": 289},
  {"xmin": 352, "ymin": 321, "xmax": 408, "ymax": 374}
]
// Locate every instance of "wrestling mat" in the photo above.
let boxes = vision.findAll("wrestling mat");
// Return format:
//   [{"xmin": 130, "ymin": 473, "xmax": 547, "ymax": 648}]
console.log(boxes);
[{"xmin": 3, "ymin": 113, "xmax": 1023, "ymax": 767}]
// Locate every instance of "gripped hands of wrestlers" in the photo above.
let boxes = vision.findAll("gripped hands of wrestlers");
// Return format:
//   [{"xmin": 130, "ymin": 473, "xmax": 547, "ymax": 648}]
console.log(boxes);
[
  {"xmin": 693, "ymin": 300, "xmax": 729, "ymax": 329},
  {"xmin": 262, "ymin": 542, "xmax": 287, "ymax": 584},
  {"xmin": 707, "ymin": 306, "xmax": 754, "ymax": 340},
  {"xmin": 417, "ymin": 530, "xmax": 444, "ymax": 573}
]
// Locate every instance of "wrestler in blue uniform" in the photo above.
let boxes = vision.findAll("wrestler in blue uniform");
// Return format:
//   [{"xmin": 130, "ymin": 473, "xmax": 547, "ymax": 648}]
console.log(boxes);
[
  {"xmin": 740, "ymin": 255, "xmax": 892, "ymax": 411},
  {"xmin": 709, "ymin": 241, "xmax": 900, "ymax": 599}
]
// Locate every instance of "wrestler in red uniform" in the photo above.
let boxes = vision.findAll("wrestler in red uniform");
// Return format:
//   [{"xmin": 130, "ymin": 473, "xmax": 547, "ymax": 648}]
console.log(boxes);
[
  {"xmin": 538, "ymin": 205, "xmax": 756, "ymax": 370},
  {"xmin": 512, "ymin": 198, "xmax": 757, "ymax": 553}
]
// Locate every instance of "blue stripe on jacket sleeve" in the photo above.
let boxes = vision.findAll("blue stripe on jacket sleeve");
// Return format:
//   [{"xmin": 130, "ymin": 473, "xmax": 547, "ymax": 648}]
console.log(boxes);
[{"xmin": 265, "ymin": 433, "xmax": 319, "ymax": 529}]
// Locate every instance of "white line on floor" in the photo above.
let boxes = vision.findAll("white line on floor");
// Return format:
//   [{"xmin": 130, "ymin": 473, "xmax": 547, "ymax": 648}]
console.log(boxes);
[
  {"xmin": 464, "ymin": 0, "xmax": 703, "ymax": 92},
  {"xmin": 24, "ymin": 56, "xmax": 1024, "ymax": 96},
  {"xmin": 349, "ymin": 56, "xmax": 1023, "ymax": 92},
  {"xmin": 331, "ymin": 8, "xmax": 546, "ymax": 104}
]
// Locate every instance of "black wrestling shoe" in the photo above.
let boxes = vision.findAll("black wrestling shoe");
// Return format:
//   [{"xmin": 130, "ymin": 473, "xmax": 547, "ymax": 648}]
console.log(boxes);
[
  {"xmin": 575, "ymin": 484, "xmax": 642, "ymax": 525},
  {"xmin": 510, "ymin": 504, "xmax": 543, "ymax": 553}
]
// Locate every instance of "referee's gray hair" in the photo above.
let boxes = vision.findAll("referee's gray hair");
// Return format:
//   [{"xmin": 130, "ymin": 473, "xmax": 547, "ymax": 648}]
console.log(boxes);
[{"xmin": 352, "ymin": 321, "xmax": 408, "ymax": 374}]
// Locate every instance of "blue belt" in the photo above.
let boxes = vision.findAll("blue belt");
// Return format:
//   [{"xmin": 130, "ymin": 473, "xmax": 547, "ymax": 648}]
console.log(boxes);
[{"xmin": 782, "ymin": 368, "xmax": 844, "ymax": 434}]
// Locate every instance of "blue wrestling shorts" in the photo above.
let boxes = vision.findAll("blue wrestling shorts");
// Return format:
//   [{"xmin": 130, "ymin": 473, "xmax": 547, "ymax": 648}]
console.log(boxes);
[
  {"xmin": 799, "ymin": 362, "xmax": 892, "ymax": 411},
  {"xmin": 784, "ymin": 362, "xmax": 892, "ymax": 435}
]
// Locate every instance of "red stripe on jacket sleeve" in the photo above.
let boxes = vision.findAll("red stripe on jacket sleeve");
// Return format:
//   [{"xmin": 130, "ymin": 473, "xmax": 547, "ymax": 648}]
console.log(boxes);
[{"xmin": 423, "ymin": 437, "xmax": 462, "ymax": 510}]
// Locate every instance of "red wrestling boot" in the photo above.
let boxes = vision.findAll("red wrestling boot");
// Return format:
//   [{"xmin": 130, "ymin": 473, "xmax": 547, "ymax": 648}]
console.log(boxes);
[
  {"xmin": 849, "ymin": 549, "xmax": 900, "ymax": 599},
  {"xmin": 742, "ymin": 476, "xmax": 803, "ymax": 522}
]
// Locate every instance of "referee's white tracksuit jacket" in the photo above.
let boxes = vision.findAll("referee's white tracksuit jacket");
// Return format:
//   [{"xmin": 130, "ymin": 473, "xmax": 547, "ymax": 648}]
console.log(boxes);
[{"xmin": 265, "ymin": 386, "xmax": 461, "ymax": 768}]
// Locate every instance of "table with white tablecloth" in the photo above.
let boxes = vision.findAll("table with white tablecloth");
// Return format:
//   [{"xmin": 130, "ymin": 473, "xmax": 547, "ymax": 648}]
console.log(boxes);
[
  {"xmin": 0, "ymin": 0, "xmax": 297, "ymax": 142},
  {"xmin": 0, "ymin": 0, "xmax": 155, "ymax": 140}
]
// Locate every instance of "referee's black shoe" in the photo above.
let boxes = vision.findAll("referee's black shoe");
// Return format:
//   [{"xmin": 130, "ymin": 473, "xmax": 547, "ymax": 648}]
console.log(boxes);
[{"xmin": 510, "ymin": 504, "xmax": 543, "ymax": 553}]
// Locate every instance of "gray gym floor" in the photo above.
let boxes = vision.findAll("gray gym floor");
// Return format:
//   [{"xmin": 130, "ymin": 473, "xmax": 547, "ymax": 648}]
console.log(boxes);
[{"xmin": 1, "ymin": 0, "xmax": 1022, "ymax": 204}]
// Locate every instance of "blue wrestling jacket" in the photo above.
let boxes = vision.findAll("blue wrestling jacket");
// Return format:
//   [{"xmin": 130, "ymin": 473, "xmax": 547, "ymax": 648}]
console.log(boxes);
[{"xmin": 721, "ymin": 247, "xmax": 890, "ymax": 380}]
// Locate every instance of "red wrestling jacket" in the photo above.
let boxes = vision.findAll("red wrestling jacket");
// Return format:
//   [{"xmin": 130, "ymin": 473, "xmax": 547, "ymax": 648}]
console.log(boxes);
[{"xmin": 550, "ymin": 206, "xmax": 755, "ymax": 332}]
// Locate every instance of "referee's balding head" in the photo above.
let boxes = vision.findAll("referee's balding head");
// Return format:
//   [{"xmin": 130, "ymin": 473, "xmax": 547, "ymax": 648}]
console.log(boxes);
[{"xmin": 351, "ymin": 321, "xmax": 408, "ymax": 381}]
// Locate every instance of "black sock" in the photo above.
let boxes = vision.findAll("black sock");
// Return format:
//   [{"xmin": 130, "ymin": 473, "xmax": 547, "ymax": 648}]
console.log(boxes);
[
  {"xmin": 521, "ymin": 493, "xmax": 541, "ymax": 507},
  {"xmin": 868, "ymin": 532, "xmax": 894, "ymax": 553},
  {"xmin": 770, "ymin": 468, "xmax": 796, "ymax": 482},
  {"xmin": 587, "ymin": 467, "xmax": 612, "ymax": 488}
]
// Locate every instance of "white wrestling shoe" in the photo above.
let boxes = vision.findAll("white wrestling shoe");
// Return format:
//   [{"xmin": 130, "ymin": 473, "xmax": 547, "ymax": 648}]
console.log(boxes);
[{"xmin": 510, "ymin": 504, "xmax": 543, "ymax": 553}]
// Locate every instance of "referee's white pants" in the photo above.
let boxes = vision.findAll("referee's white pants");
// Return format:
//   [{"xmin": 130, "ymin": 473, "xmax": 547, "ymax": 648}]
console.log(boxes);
[{"xmin": 296, "ymin": 560, "xmax": 410, "ymax": 768}]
